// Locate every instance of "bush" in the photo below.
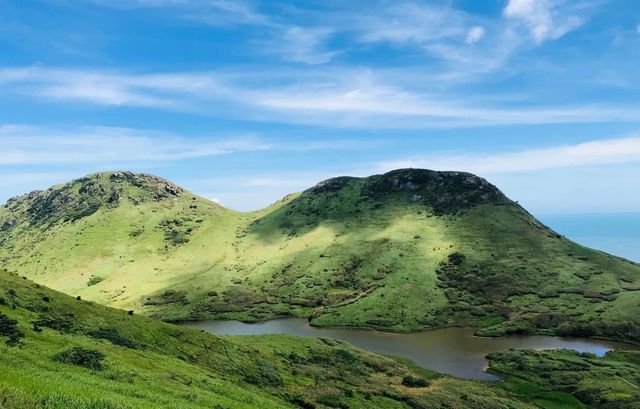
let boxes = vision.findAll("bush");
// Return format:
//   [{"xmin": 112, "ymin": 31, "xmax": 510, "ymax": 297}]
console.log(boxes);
[
  {"xmin": 88, "ymin": 328, "xmax": 138, "ymax": 349},
  {"xmin": 245, "ymin": 359, "xmax": 283, "ymax": 387},
  {"xmin": 316, "ymin": 395, "xmax": 348, "ymax": 409},
  {"xmin": 0, "ymin": 312, "xmax": 23, "ymax": 346},
  {"xmin": 448, "ymin": 252, "xmax": 466, "ymax": 266},
  {"xmin": 54, "ymin": 347, "xmax": 105, "ymax": 370},
  {"xmin": 401, "ymin": 375, "xmax": 429, "ymax": 388},
  {"xmin": 87, "ymin": 275, "xmax": 105, "ymax": 286},
  {"xmin": 32, "ymin": 313, "xmax": 76, "ymax": 333},
  {"xmin": 166, "ymin": 230, "xmax": 189, "ymax": 245}
]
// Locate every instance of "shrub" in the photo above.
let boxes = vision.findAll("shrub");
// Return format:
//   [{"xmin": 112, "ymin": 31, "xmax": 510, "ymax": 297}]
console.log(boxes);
[
  {"xmin": 246, "ymin": 359, "xmax": 283, "ymax": 387},
  {"xmin": 142, "ymin": 290, "xmax": 188, "ymax": 306},
  {"xmin": 316, "ymin": 395, "xmax": 348, "ymax": 409},
  {"xmin": 448, "ymin": 252, "xmax": 466, "ymax": 266},
  {"xmin": 401, "ymin": 375, "xmax": 429, "ymax": 388},
  {"xmin": 87, "ymin": 275, "xmax": 105, "ymax": 286},
  {"xmin": 32, "ymin": 313, "xmax": 76, "ymax": 333},
  {"xmin": 54, "ymin": 347, "xmax": 105, "ymax": 370},
  {"xmin": 0, "ymin": 312, "xmax": 23, "ymax": 346},
  {"xmin": 88, "ymin": 328, "xmax": 138, "ymax": 349},
  {"xmin": 257, "ymin": 359, "xmax": 283, "ymax": 386},
  {"xmin": 166, "ymin": 230, "xmax": 189, "ymax": 245}
]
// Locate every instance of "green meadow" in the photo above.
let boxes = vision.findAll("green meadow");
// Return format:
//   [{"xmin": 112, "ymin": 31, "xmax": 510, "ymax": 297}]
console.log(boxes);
[
  {"xmin": 1, "ymin": 269, "xmax": 639, "ymax": 408},
  {"xmin": 1, "ymin": 170, "xmax": 638, "ymax": 343},
  {"xmin": 0, "ymin": 170, "xmax": 639, "ymax": 408}
]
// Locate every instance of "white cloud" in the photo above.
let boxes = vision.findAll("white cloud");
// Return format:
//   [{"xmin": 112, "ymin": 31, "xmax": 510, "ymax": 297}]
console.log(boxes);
[
  {"xmin": 87, "ymin": 0, "xmax": 338, "ymax": 64},
  {"xmin": 375, "ymin": 136, "xmax": 640, "ymax": 175},
  {"xmin": 0, "ymin": 125, "xmax": 269, "ymax": 165},
  {"xmin": 354, "ymin": 2, "xmax": 468, "ymax": 44},
  {"xmin": 2, "ymin": 66, "xmax": 639, "ymax": 129},
  {"xmin": 173, "ymin": 137, "xmax": 640, "ymax": 212},
  {"xmin": 465, "ymin": 26, "xmax": 485, "ymax": 44},
  {"xmin": 503, "ymin": 0, "xmax": 584, "ymax": 44},
  {"xmin": 0, "ymin": 124, "xmax": 384, "ymax": 167},
  {"xmin": 268, "ymin": 26, "xmax": 338, "ymax": 64},
  {"xmin": 88, "ymin": 0, "xmax": 271, "ymax": 25}
]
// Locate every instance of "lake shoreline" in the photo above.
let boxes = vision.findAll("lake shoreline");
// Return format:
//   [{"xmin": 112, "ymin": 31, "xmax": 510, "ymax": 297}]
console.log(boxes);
[{"xmin": 179, "ymin": 317, "xmax": 638, "ymax": 380}]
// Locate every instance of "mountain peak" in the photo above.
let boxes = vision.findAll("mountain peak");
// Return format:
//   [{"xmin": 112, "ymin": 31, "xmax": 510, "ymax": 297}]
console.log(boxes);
[
  {"xmin": 4, "ymin": 171, "xmax": 185, "ymax": 226},
  {"xmin": 307, "ymin": 168, "xmax": 510, "ymax": 215}
]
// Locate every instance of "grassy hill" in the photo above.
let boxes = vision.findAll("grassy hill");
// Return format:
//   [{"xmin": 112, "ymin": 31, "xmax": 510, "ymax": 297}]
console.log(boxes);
[
  {"xmin": 2, "ymin": 269, "xmax": 639, "ymax": 408},
  {"xmin": 1, "ymin": 169, "xmax": 639, "ymax": 343}
]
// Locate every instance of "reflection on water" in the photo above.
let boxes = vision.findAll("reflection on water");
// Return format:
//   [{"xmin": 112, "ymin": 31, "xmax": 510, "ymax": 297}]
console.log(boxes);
[{"xmin": 181, "ymin": 318, "xmax": 635, "ymax": 380}]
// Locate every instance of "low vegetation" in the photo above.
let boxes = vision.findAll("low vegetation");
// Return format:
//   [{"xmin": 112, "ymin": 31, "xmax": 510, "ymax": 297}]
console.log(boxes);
[
  {"xmin": 0, "ymin": 270, "xmax": 638, "ymax": 408},
  {"xmin": 0, "ymin": 170, "xmax": 638, "ymax": 345},
  {"xmin": 488, "ymin": 349, "xmax": 640, "ymax": 408},
  {"xmin": 54, "ymin": 347, "xmax": 105, "ymax": 370}
]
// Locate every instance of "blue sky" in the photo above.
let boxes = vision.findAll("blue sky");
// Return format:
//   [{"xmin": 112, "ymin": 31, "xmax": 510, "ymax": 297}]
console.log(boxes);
[{"xmin": 0, "ymin": 0, "xmax": 639, "ymax": 214}]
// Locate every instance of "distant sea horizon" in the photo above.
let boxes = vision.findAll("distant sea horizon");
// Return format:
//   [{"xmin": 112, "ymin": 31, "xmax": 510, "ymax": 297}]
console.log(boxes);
[{"xmin": 539, "ymin": 212, "xmax": 640, "ymax": 263}]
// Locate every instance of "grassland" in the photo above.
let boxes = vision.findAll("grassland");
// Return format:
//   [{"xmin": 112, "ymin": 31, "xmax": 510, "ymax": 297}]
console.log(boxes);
[
  {"xmin": 2, "ymin": 269, "xmax": 639, "ymax": 408},
  {"xmin": 1, "ymin": 169, "xmax": 639, "ymax": 343}
]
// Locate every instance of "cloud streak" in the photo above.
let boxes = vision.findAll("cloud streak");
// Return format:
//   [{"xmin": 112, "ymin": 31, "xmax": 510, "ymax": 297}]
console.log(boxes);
[
  {"xmin": 504, "ymin": 0, "xmax": 585, "ymax": 43},
  {"xmin": 0, "ymin": 125, "xmax": 269, "ymax": 165},
  {"xmin": 376, "ymin": 136, "xmax": 640, "ymax": 175},
  {"xmin": 2, "ymin": 66, "xmax": 639, "ymax": 129},
  {"xmin": 0, "ymin": 124, "xmax": 384, "ymax": 166}
]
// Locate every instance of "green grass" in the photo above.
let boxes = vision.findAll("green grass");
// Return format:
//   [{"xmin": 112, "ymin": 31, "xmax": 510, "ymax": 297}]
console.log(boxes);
[
  {"xmin": 1, "ymin": 169, "xmax": 639, "ymax": 343},
  {"xmin": 0, "ymin": 269, "xmax": 556, "ymax": 408},
  {"xmin": 487, "ymin": 349, "xmax": 640, "ymax": 408},
  {"xmin": 0, "ymin": 268, "xmax": 639, "ymax": 408}
]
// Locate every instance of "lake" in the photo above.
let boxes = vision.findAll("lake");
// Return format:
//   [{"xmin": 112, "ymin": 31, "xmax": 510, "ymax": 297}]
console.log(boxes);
[{"xmin": 182, "ymin": 318, "xmax": 634, "ymax": 380}]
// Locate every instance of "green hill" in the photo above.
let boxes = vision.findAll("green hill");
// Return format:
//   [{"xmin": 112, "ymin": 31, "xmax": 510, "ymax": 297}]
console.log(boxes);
[
  {"xmin": 2, "ymin": 269, "xmax": 639, "ymax": 408},
  {"xmin": 1, "ymin": 169, "xmax": 639, "ymax": 342}
]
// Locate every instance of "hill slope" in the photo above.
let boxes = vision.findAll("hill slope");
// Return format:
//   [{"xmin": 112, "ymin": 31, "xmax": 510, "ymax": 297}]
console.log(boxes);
[
  {"xmin": 2, "ymin": 269, "xmax": 639, "ymax": 408},
  {"xmin": 0, "ymin": 269, "xmax": 532, "ymax": 408},
  {"xmin": 1, "ymin": 169, "xmax": 639, "ymax": 342}
]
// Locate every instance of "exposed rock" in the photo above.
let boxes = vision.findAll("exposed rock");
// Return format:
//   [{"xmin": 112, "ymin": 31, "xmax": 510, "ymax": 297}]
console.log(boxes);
[
  {"xmin": 311, "ymin": 177, "xmax": 358, "ymax": 194},
  {"xmin": 3, "ymin": 171, "xmax": 185, "ymax": 227}
]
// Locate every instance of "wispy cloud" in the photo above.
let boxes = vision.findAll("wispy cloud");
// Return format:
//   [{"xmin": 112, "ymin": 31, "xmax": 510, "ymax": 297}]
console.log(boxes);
[
  {"xmin": 465, "ymin": 26, "xmax": 485, "ymax": 44},
  {"xmin": 0, "ymin": 124, "xmax": 383, "ymax": 166},
  {"xmin": 87, "ymin": 0, "xmax": 271, "ymax": 25},
  {"xmin": 86, "ymin": 0, "xmax": 337, "ymax": 64},
  {"xmin": 2, "ymin": 66, "xmax": 639, "ymax": 128},
  {"xmin": 375, "ymin": 136, "xmax": 640, "ymax": 174},
  {"xmin": 268, "ymin": 26, "xmax": 338, "ymax": 64},
  {"xmin": 503, "ymin": 0, "xmax": 585, "ymax": 44},
  {"xmin": 0, "ymin": 125, "xmax": 269, "ymax": 165},
  {"xmin": 352, "ymin": 2, "xmax": 469, "ymax": 45},
  {"xmin": 75, "ymin": 0, "xmax": 610, "ymax": 83}
]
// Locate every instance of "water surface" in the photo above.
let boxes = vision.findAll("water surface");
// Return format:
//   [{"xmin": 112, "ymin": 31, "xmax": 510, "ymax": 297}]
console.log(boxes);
[
  {"xmin": 183, "ymin": 318, "xmax": 634, "ymax": 380},
  {"xmin": 540, "ymin": 212, "xmax": 640, "ymax": 263}
]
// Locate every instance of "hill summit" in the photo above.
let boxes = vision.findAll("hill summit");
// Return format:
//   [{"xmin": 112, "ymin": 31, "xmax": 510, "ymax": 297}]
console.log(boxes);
[
  {"xmin": 3, "ymin": 171, "xmax": 184, "ymax": 227},
  {"xmin": 0, "ymin": 169, "xmax": 639, "ymax": 343},
  {"xmin": 311, "ymin": 169, "xmax": 510, "ymax": 214}
]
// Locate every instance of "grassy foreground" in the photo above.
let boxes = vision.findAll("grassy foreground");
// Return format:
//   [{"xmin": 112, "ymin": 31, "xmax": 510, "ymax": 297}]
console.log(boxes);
[
  {"xmin": 1, "ymin": 269, "xmax": 639, "ymax": 408},
  {"xmin": 0, "ymin": 170, "xmax": 639, "ymax": 343}
]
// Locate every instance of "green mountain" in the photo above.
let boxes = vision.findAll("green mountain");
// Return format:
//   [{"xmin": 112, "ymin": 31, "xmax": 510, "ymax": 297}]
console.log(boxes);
[
  {"xmin": 1, "ymin": 169, "xmax": 639, "ymax": 342},
  {"xmin": 2, "ymin": 269, "xmax": 639, "ymax": 408}
]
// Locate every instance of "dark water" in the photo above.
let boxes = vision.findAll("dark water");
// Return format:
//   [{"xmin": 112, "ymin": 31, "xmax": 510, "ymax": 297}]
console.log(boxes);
[{"xmin": 183, "ymin": 318, "xmax": 634, "ymax": 380}]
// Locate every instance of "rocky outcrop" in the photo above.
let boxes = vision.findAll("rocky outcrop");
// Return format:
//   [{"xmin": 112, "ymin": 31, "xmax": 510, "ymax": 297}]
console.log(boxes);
[{"xmin": 3, "ymin": 171, "xmax": 184, "ymax": 226}]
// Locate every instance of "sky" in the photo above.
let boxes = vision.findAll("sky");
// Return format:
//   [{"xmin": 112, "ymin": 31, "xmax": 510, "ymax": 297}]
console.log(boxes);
[{"xmin": 1, "ymin": 0, "xmax": 640, "ymax": 215}]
